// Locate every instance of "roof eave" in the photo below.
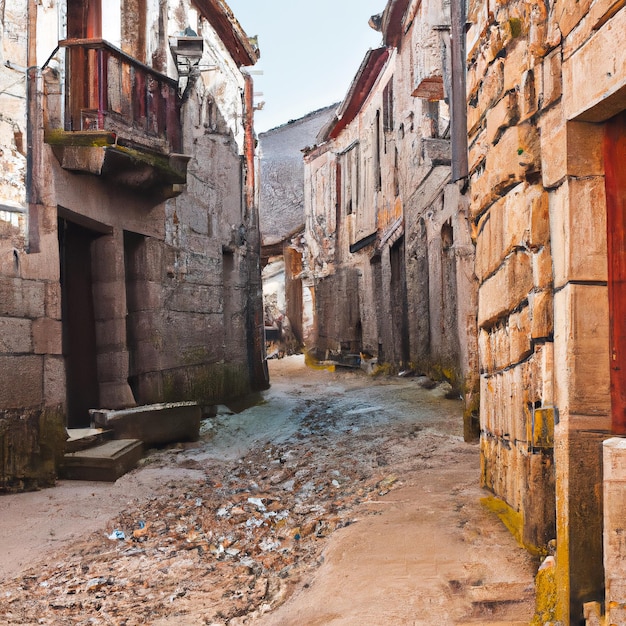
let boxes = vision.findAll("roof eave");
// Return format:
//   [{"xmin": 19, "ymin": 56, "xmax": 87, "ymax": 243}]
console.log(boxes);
[
  {"xmin": 194, "ymin": 0, "xmax": 259, "ymax": 67},
  {"xmin": 323, "ymin": 47, "xmax": 391, "ymax": 142},
  {"xmin": 381, "ymin": 0, "xmax": 412, "ymax": 47}
]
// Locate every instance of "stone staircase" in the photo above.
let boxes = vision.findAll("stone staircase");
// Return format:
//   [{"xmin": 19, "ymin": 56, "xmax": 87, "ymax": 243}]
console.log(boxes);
[{"xmin": 59, "ymin": 402, "xmax": 201, "ymax": 482}]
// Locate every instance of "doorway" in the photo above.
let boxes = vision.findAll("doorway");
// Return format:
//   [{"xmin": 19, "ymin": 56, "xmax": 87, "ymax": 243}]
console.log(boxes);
[
  {"xmin": 67, "ymin": 0, "xmax": 102, "ymax": 38},
  {"xmin": 58, "ymin": 218, "xmax": 101, "ymax": 427},
  {"xmin": 390, "ymin": 237, "xmax": 410, "ymax": 366}
]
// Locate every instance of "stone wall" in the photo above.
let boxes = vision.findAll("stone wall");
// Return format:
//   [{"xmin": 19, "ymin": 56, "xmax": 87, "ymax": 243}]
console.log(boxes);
[
  {"xmin": 0, "ymin": 0, "xmax": 265, "ymax": 491},
  {"xmin": 0, "ymin": 0, "xmax": 66, "ymax": 491},
  {"xmin": 304, "ymin": 0, "xmax": 477, "ymax": 412},
  {"xmin": 467, "ymin": 0, "xmax": 626, "ymax": 621},
  {"xmin": 259, "ymin": 106, "xmax": 338, "ymax": 248}
]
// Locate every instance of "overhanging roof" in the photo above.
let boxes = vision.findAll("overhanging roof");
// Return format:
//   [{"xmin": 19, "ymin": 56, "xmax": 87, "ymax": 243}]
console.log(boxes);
[
  {"xmin": 193, "ymin": 0, "xmax": 260, "ymax": 67},
  {"xmin": 320, "ymin": 47, "xmax": 391, "ymax": 142},
  {"xmin": 381, "ymin": 0, "xmax": 412, "ymax": 47}
]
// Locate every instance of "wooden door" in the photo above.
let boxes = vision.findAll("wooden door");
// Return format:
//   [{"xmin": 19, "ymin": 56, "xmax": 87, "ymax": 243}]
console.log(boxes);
[
  {"xmin": 67, "ymin": 0, "xmax": 102, "ymax": 38},
  {"xmin": 605, "ymin": 111, "xmax": 626, "ymax": 434}
]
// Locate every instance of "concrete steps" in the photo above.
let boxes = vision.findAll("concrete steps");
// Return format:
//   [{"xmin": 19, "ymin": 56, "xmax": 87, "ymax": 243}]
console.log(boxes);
[
  {"xmin": 60, "ymin": 438, "xmax": 143, "ymax": 482},
  {"xmin": 60, "ymin": 401, "xmax": 201, "ymax": 481}
]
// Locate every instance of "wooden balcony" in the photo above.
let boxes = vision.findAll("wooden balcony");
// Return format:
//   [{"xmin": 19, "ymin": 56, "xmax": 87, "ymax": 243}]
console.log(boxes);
[{"xmin": 45, "ymin": 39, "xmax": 189, "ymax": 196}]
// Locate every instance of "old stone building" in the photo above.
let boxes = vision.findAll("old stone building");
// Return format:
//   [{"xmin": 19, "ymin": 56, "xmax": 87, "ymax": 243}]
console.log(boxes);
[
  {"xmin": 258, "ymin": 105, "xmax": 337, "ymax": 353},
  {"xmin": 467, "ymin": 0, "xmax": 626, "ymax": 622},
  {"xmin": 0, "ymin": 0, "xmax": 266, "ymax": 491},
  {"xmin": 303, "ymin": 0, "xmax": 478, "ymax": 423}
]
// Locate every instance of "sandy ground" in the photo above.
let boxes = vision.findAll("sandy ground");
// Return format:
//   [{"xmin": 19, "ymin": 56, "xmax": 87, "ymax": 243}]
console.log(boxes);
[{"xmin": 0, "ymin": 355, "xmax": 537, "ymax": 625}]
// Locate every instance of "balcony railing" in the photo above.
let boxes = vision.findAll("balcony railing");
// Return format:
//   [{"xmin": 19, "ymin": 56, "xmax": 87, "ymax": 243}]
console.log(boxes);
[{"xmin": 59, "ymin": 39, "xmax": 182, "ymax": 154}]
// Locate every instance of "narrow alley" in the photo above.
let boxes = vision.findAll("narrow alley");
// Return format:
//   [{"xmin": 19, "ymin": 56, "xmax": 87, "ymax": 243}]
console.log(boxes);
[{"xmin": 0, "ymin": 357, "xmax": 535, "ymax": 625}]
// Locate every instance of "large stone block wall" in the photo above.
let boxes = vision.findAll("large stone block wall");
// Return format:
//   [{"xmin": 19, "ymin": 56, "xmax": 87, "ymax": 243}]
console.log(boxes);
[
  {"xmin": 0, "ymin": 207, "xmax": 66, "ymax": 490},
  {"xmin": 468, "ymin": 0, "xmax": 626, "ymax": 621},
  {"xmin": 467, "ymin": 0, "xmax": 559, "ymax": 554}
]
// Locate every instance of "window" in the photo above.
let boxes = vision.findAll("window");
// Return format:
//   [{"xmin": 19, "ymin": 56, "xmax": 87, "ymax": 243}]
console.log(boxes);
[
  {"xmin": 383, "ymin": 80, "xmax": 394, "ymax": 133},
  {"xmin": 374, "ymin": 110, "xmax": 382, "ymax": 192},
  {"xmin": 340, "ymin": 142, "xmax": 360, "ymax": 216}
]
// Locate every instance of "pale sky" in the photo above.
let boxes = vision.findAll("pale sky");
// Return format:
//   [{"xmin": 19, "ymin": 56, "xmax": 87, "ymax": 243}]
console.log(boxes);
[{"xmin": 226, "ymin": 1, "xmax": 386, "ymax": 132}]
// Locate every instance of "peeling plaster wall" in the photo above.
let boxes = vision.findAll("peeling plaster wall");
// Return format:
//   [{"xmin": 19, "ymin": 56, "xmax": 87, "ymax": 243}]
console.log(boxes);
[
  {"xmin": 0, "ymin": 1, "xmax": 27, "ymax": 212},
  {"xmin": 194, "ymin": 15, "xmax": 247, "ymax": 156}
]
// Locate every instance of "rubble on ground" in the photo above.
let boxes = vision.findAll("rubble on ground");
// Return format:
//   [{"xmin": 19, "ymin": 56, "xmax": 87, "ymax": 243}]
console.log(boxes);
[{"xmin": 0, "ymin": 393, "xmax": 436, "ymax": 625}]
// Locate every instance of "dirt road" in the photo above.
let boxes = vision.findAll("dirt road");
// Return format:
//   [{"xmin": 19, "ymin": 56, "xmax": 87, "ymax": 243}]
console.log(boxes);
[{"xmin": 0, "ymin": 355, "xmax": 537, "ymax": 625}]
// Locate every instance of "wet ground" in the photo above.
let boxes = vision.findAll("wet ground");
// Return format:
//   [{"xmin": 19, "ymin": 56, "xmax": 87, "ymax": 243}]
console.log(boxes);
[{"xmin": 0, "ymin": 355, "xmax": 537, "ymax": 625}]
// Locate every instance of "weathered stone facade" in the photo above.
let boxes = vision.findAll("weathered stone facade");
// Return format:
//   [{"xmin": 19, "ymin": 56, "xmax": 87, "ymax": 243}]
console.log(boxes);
[
  {"xmin": 303, "ymin": 0, "xmax": 478, "ymax": 415},
  {"xmin": 0, "ymin": 0, "xmax": 266, "ymax": 491},
  {"xmin": 467, "ymin": 0, "xmax": 626, "ymax": 622},
  {"xmin": 259, "ymin": 105, "xmax": 337, "ymax": 349}
]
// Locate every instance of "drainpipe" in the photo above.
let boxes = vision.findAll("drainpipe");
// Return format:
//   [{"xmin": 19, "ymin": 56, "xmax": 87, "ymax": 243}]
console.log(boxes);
[
  {"xmin": 26, "ymin": 0, "xmax": 40, "ymax": 252},
  {"xmin": 243, "ymin": 73, "xmax": 256, "ymax": 217},
  {"xmin": 450, "ymin": 0, "xmax": 468, "ymax": 183}
]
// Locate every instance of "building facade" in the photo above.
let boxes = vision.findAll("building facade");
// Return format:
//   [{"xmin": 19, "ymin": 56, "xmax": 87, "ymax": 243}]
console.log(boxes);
[
  {"xmin": 467, "ymin": 0, "xmax": 626, "ymax": 622},
  {"xmin": 303, "ymin": 0, "xmax": 478, "ymax": 426},
  {"xmin": 258, "ymin": 105, "xmax": 337, "ymax": 353},
  {"xmin": 0, "ymin": 0, "xmax": 267, "ymax": 491}
]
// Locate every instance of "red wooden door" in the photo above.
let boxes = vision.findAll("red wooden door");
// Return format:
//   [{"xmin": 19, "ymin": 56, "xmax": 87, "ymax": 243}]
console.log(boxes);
[{"xmin": 605, "ymin": 111, "xmax": 626, "ymax": 433}]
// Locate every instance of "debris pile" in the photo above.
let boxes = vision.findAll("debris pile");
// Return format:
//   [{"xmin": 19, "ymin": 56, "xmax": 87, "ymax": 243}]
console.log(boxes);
[{"xmin": 0, "ymin": 398, "xmax": 421, "ymax": 625}]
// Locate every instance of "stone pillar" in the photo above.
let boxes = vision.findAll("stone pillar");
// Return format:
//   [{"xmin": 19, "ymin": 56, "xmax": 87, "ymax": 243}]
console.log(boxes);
[
  {"xmin": 549, "ymin": 121, "xmax": 611, "ymax": 624},
  {"xmin": 91, "ymin": 229, "xmax": 135, "ymax": 409},
  {"xmin": 603, "ymin": 437, "xmax": 626, "ymax": 625}
]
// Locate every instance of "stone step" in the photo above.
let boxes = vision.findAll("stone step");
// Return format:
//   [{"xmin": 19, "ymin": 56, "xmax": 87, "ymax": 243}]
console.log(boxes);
[
  {"xmin": 90, "ymin": 401, "xmax": 201, "ymax": 447},
  {"xmin": 59, "ymin": 439, "xmax": 143, "ymax": 482},
  {"xmin": 65, "ymin": 428, "xmax": 114, "ymax": 453},
  {"xmin": 457, "ymin": 622, "xmax": 530, "ymax": 626},
  {"xmin": 460, "ymin": 582, "xmax": 535, "ymax": 624},
  {"xmin": 468, "ymin": 581, "xmax": 534, "ymax": 603}
]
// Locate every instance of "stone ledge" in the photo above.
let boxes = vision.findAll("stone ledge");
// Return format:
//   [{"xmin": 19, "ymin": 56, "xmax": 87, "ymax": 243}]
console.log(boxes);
[{"xmin": 91, "ymin": 401, "xmax": 201, "ymax": 447}]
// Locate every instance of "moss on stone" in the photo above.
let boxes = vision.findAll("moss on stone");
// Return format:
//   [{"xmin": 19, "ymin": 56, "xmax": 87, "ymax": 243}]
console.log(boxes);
[
  {"xmin": 371, "ymin": 362, "xmax": 396, "ymax": 377},
  {"xmin": 481, "ymin": 494, "xmax": 547, "ymax": 557},
  {"xmin": 110, "ymin": 145, "xmax": 185, "ymax": 182},
  {"xmin": 463, "ymin": 387, "xmax": 480, "ymax": 442},
  {"xmin": 507, "ymin": 17, "xmax": 523, "ymax": 38},
  {"xmin": 161, "ymin": 362, "xmax": 251, "ymax": 406},
  {"xmin": 532, "ymin": 556, "xmax": 558, "ymax": 625},
  {"xmin": 44, "ymin": 129, "xmax": 116, "ymax": 147},
  {"xmin": 0, "ymin": 405, "xmax": 66, "ymax": 493},
  {"xmin": 304, "ymin": 351, "xmax": 336, "ymax": 372}
]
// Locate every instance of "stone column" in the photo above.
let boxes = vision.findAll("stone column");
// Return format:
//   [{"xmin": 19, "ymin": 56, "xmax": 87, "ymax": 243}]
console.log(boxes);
[
  {"xmin": 603, "ymin": 437, "xmax": 626, "ymax": 625},
  {"xmin": 549, "ymin": 121, "xmax": 611, "ymax": 623},
  {"xmin": 91, "ymin": 228, "xmax": 136, "ymax": 409}
]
